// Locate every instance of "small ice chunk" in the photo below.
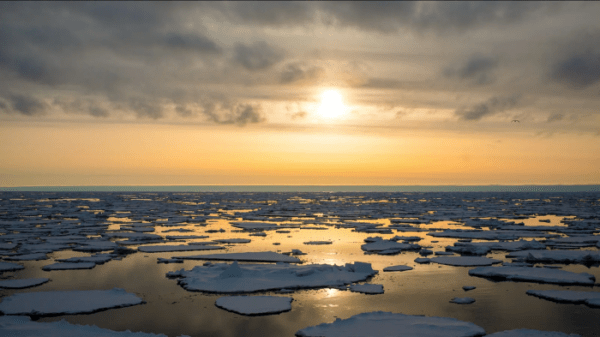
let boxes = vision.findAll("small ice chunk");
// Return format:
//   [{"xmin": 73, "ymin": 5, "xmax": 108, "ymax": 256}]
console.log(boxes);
[
  {"xmin": 214, "ymin": 238, "xmax": 251, "ymax": 244},
  {"xmin": 463, "ymin": 286, "xmax": 476, "ymax": 291},
  {"xmin": 450, "ymin": 297, "xmax": 475, "ymax": 304},
  {"xmin": 0, "ymin": 288, "xmax": 144, "ymax": 316},
  {"xmin": 526, "ymin": 289, "xmax": 600, "ymax": 308},
  {"xmin": 215, "ymin": 296, "xmax": 292, "ymax": 315},
  {"xmin": 295, "ymin": 311, "xmax": 486, "ymax": 337},
  {"xmin": 415, "ymin": 257, "xmax": 431, "ymax": 264},
  {"xmin": 42, "ymin": 262, "xmax": 96, "ymax": 270},
  {"xmin": 173, "ymin": 251, "xmax": 301, "ymax": 263},
  {"xmin": 383, "ymin": 265, "xmax": 413, "ymax": 272},
  {"xmin": 138, "ymin": 245, "xmax": 224, "ymax": 253},
  {"xmin": 304, "ymin": 241, "xmax": 332, "ymax": 245},
  {"xmin": 349, "ymin": 284, "xmax": 384, "ymax": 294},
  {"xmin": 0, "ymin": 278, "xmax": 49, "ymax": 289},
  {"xmin": 157, "ymin": 258, "xmax": 183, "ymax": 264}
]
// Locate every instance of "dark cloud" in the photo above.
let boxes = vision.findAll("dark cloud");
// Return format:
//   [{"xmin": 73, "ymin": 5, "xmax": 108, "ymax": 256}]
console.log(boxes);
[
  {"xmin": 456, "ymin": 94, "xmax": 521, "ymax": 121},
  {"xmin": 279, "ymin": 63, "xmax": 322, "ymax": 84},
  {"xmin": 7, "ymin": 94, "xmax": 47, "ymax": 116},
  {"xmin": 233, "ymin": 41, "xmax": 285, "ymax": 71},
  {"xmin": 547, "ymin": 113, "xmax": 564, "ymax": 123},
  {"xmin": 550, "ymin": 53, "xmax": 600, "ymax": 89},
  {"xmin": 444, "ymin": 55, "xmax": 499, "ymax": 85},
  {"xmin": 203, "ymin": 101, "xmax": 264, "ymax": 126},
  {"xmin": 163, "ymin": 33, "xmax": 221, "ymax": 53}
]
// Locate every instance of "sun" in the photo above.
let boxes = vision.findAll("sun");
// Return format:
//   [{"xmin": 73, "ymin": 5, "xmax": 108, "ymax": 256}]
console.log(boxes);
[{"xmin": 317, "ymin": 89, "xmax": 346, "ymax": 119}]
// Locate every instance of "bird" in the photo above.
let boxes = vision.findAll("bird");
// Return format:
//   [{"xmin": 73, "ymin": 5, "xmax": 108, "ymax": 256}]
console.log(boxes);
[{"xmin": 511, "ymin": 120, "xmax": 520, "ymax": 123}]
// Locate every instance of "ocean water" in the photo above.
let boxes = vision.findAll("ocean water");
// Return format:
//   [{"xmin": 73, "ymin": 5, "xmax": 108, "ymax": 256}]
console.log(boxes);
[{"xmin": 1, "ymin": 191, "xmax": 600, "ymax": 336}]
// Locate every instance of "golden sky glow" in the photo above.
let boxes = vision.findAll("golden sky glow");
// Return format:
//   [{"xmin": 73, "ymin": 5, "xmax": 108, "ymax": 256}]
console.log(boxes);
[{"xmin": 1, "ymin": 2, "xmax": 599, "ymax": 187}]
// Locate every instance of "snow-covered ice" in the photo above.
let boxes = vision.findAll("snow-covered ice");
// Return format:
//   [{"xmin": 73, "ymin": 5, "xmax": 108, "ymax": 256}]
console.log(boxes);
[
  {"xmin": 0, "ymin": 288, "xmax": 144, "ymax": 316},
  {"xmin": 526, "ymin": 289, "xmax": 600, "ymax": 308},
  {"xmin": 383, "ymin": 265, "xmax": 413, "ymax": 272},
  {"xmin": 215, "ymin": 296, "xmax": 292, "ymax": 315},
  {"xmin": 0, "ymin": 278, "xmax": 49, "ymax": 289},
  {"xmin": 469, "ymin": 266, "xmax": 596, "ymax": 285},
  {"xmin": 295, "ymin": 311, "xmax": 486, "ymax": 336},
  {"xmin": 507, "ymin": 250, "xmax": 600, "ymax": 264},
  {"xmin": 430, "ymin": 256, "xmax": 502, "ymax": 267},
  {"xmin": 0, "ymin": 261, "xmax": 24, "ymax": 272},
  {"xmin": 42, "ymin": 262, "xmax": 96, "ymax": 270},
  {"xmin": 349, "ymin": 283, "xmax": 384, "ymax": 294},
  {"xmin": 450, "ymin": 297, "xmax": 476, "ymax": 304},
  {"xmin": 486, "ymin": 329, "xmax": 580, "ymax": 336},
  {"xmin": 137, "ymin": 244, "xmax": 224, "ymax": 253},
  {"xmin": 172, "ymin": 251, "xmax": 301, "ymax": 263},
  {"xmin": 167, "ymin": 261, "xmax": 377, "ymax": 293}
]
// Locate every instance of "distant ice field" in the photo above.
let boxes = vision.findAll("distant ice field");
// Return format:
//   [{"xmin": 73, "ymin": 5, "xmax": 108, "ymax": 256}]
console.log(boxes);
[{"xmin": 0, "ymin": 191, "xmax": 599, "ymax": 336}]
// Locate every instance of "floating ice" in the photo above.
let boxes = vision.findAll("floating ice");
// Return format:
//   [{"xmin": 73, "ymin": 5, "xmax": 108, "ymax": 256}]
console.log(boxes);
[
  {"xmin": 172, "ymin": 251, "xmax": 301, "ymax": 263},
  {"xmin": 56, "ymin": 253, "xmax": 115, "ymax": 264},
  {"xmin": 349, "ymin": 284, "xmax": 384, "ymax": 294},
  {"xmin": 4, "ymin": 253, "xmax": 48, "ymax": 261},
  {"xmin": 486, "ymin": 329, "xmax": 580, "ymax": 336},
  {"xmin": 230, "ymin": 222, "xmax": 279, "ymax": 230},
  {"xmin": 304, "ymin": 241, "xmax": 332, "ymax": 245},
  {"xmin": 507, "ymin": 250, "xmax": 600, "ymax": 264},
  {"xmin": 526, "ymin": 289, "xmax": 600, "ymax": 308},
  {"xmin": 0, "ymin": 316, "xmax": 176, "ymax": 337},
  {"xmin": 430, "ymin": 256, "xmax": 502, "ymax": 267},
  {"xmin": 157, "ymin": 258, "xmax": 183, "ymax": 264},
  {"xmin": 447, "ymin": 240, "xmax": 546, "ymax": 256},
  {"xmin": 450, "ymin": 297, "xmax": 475, "ymax": 304},
  {"xmin": 383, "ymin": 265, "xmax": 413, "ymax": 272},
  {"xmin": 215, "ymin": 295, "xmax": 292, "ymax": 315},
  {"xmin": 463, "ymin": 286, "xmax": 476, "ymax": 291},
  {"xmin": 0, "ymin": 288, "xmax": 144, "ymax": 316},
  {"xmin": 361, "ymin": 239, "xmax": 420, "ymax": 254},
  {"xmin": 0, "ymin": 262, "xmax": 24, "ymax": 272},
  {"xmin": 415, "ymin": 257, "xmax": 431, "ymax": 264},
  {"xmin": 295, "ymin": 311, "xmax": 486, "ymax": 337},
  {"xmin": 0, "ymin": 278, "xmax": 49, "ymax": 289},
  {"xmin": 469, "ymin": 266, "xmax": 596, "ymax": 285},
  {"xmin": 42, "ymin": 262, "xmax": 96, "ymax": 270},
  {"xmin": 137, "ymin": 245, "xmax": 224, "ymax": 253},
  {"xmin": 167, "ymin": 261, "xmax": 377, "ymax": 293},
  {"xmin": 214, "ymin": 238, "xmax": 251, "ymax": 244},
  {"xmin": 165, "ymin": 235, "xmax": 209, "ymax": 240}
]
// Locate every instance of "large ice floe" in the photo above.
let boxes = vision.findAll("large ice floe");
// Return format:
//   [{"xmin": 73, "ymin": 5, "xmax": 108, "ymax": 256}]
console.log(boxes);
[
  {"xmin": 167, "ymin": 261, "xmax": 377, "ymax": 293},
  {"xmin": 0, "ymin": 277, "xmax": 49, "ymax": 289},
  {"xmin": 0, "ymin": 261, "xmax": 24, "ymax": 272},
  {"xmin": 430, "ymin": 256, "xmax": 502, "ymax": 266},
  {"xmin": 295, "ymin": 311, "xmax": 486, "ymax": 336},
  {"xmin": 0, "ymin": 288, "xmax": 144, "ymax": 316},
  {"xmin": 507, "ymin": 250, "xmax": 600, "ymax": 265},
  {"xmin": 485, "ymin": 329, "xmax": 580, "ymax": 336},
  {"xmin": 215, "ymin": 295, "xmax": 292, "ymax": 315},
  {"xmin": 526, "ymin": 289, "xmax": 600, "ymax": 308},
  {"xmin": 468, "ymin": 266, "xmax": 596, "ymax": 285},
  {"xmin": 0, "ymin": 316, "xmax": 181, "ymax": 337},
  {"xmin": 137, "ymin": 244, "xmax": 224, "ymax": 253},
  {"xmin": 171, "ymin": 251, "xmax": 301, "ymax": 263},
  {"xmin": 361, "ymin": 238, "xmax": 421, "ymax": 255}
]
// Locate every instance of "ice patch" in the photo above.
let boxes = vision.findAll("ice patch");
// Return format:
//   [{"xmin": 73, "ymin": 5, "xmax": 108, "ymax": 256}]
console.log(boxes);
[
  {"xmin": 383, "ymin": 265, "xmax": 413, "ymax": 272},
  {"xmin": 526, "ymin": 289, "xmax": 600, "ymax": 308},
  {"xmin": 430, "ymin": 256, "xmax": 502, "ymax": 267},
  {"xmin": 469, "ymin": 266, "xmax": 595, "ymax": 285},
  {"xmin": 450, "ymin": 297, "xmax": 475, "ymax": 304},
  {"xmin": 295, "ymin": 311, "xmax": 486, "ymax": 336},
  {"xmin": 486, "ymin": 329, "xmax": 580, "ymax": 336},
  {"xmin": 172, "ymin": 251, "xmax": 301, "ymax": 263},
  {"xmin": 0, "ymin": 288, "xmax": 144, "ymax": 316},
  {"xmin": 137, "ymin": 245, "xmax": 224, "ymax": 253},
  {"xmin": 304, "ymin": 241, "xmax": 332, "ymax": 245},
  {"xmin": 215, "ymin": 295, "xmax": 292, "ymax": 315},
  {"xmin": 42, "ymin": 262, "xmax": 96, "ymax": 270},
  {"xmin": 0, "ymin": 278, "xmax": 49, "ymax": 289},
  {"xmin": 0, "ymin": 261, "xmax": 24, "ymax": 272},
  {"xmin": 167, "ymin": 262, "xmax": 377, "ymax": 293},
  {"xmin": 349, "ymin": 284, "xmax": 384, "ymax": 294}
]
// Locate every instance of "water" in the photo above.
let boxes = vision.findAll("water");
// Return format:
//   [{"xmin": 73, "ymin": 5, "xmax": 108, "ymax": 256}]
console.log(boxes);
[{"xmin": 1, "ymin": 191, "xmax": 599, "ymax": 336}]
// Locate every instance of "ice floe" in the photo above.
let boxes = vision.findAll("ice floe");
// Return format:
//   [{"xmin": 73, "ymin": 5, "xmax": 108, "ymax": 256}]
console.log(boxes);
[
  {"xmin": 295, "ymin": 311, "xmax": 486, "ymax": 336},
  {"xmin": 0, "ymin": 288, "xmax": 144, "ymax": 316},
  {"xmin": 485, "ymin": 329, "xmax": 580, "ymax": 336},
  {"xmin": 304, "ymin": 241, "xmax": 332, "ymax": 245},
  {"xmin": 383, "ymin": 265, "xmax": 413, "ymax": 272},
  {"xmin": 349, "ymin": 283, "xmax": 384, "ymax": 294},
  {"xmin": 0, "ymin": 316, "xmax": 178, "ymax": 337},
  {"xmin": 469, "ymin": 266, "xmax": 595, "ymax": 285},
  {"xmin": 430, "ymin": 256, "xmax": 502, "ymax": 267},
  {"xmin": 167, "ymin": 261, "xmax": 377, "ymax": 293},
  {"xmin": 0, "ymin": 261, "xmax": 24, "ymax": 272},
  {"xmin": 526, "ymin": 289, "xmax": 600, "ymax": 308},
  {"xmin": 507, "ymin": 250, "xmax": 600, "ymax": 265},
  {"xmin": 215, "ymin": 295, "xmax": 292, "ymax": 315},
  {"xmin": 172, "ymin": 251, "xmax": 301, "ymax": 263},
  {"xmin": 361, "ymin": 239, "xmax": 420, "ymax": 254},
  {"xmin": 42, "ymin": 262, "xmax": 96, "ymax": 270},
  {"xmin": 450, "ymin": 297, "xmax": 476, "ymax": 304},
  {"xmin": 0, "ymin": 278, "xmax": 49, "ymax": 289},
  {"xmin": 447, "ymin": 240, "xmax": 546, "ymax": 256},
  {"xmin": 137, "ymin": 244, "xmax": 224, "ymax": 253}
]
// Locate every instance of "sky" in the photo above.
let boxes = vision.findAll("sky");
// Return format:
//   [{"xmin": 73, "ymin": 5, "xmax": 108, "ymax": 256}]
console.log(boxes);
[{"xmin": 1, "ymin": 2, "xmax": 599, "ymax": 187}]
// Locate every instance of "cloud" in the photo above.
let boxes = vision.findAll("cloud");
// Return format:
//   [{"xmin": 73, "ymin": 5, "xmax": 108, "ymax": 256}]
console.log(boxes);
[
  {"xmin": 547, "ymin": 113, "xmax": 564, "ymax": 123},
  {"xmin": 456, "ymin": 94, "xmax": 521, "ymax": 121},
  {"xmin": 6, "ymin": 94, "xmax": 47, "ymax": 116},
  {"xmin": 444, "ymin": 55, "xmax": 499, "ymax": 85},
  {"xmin": 279, "ymin": 63, "xmax": 322, "ymax": 84},
  {"xmin": 203, "ymin": 101, "xmax": 264, "ymax": 126},
  {"xmin": 163, "ymin": 33, "xmax": 221, "ymax": 53},
  {"xmin": 233, "ymin": 41, "xmax": 285, "ymax": 71},
  {"xmin": 550, "ymin": 53, "xmax": 600, "ymax": 89},
  {"xmin": 291, "ymin": 111, "xmax": 307, "ymax": 120}
]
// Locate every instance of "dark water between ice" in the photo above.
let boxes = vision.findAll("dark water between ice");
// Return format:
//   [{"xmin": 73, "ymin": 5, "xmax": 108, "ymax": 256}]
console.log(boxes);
[{"xmin": 1, "ymin": 191, "xmax": 600, "ymax": 336}]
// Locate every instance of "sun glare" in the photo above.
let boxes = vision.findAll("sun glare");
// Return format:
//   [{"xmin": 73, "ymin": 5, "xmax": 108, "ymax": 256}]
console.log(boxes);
[{"xmin": 317, "ymin": 90, "xmax": 346, "ymax": 119}]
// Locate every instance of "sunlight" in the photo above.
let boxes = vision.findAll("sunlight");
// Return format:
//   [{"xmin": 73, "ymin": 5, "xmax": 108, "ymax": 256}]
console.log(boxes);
[{"xmin": 317, "ymin": 89, "xmax": 346, "ymax": 119}]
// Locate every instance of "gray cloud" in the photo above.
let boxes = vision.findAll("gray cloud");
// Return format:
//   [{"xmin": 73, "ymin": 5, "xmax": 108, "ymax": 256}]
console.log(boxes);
[
  {"xmin": 203, "ymin": 101, "xmax": 264, "ymax": 126},
  {"xmin": 7, "ymin": 94, "xmax": 47, "ymax": 116},
  {"xmin": 547, "ymin": 113, "xmax": 564, "ymax": 123},
  {"xmin": 444, "ymin": 55, "xmax": 499, "ymax": 85},
  {"xmin": 550, "ymin": 53, "xmax": 600, "ymax": 89},
  {"xmin": 279, "ymin": 63, "xmax": 322, "ymax": 84},
  {"xmin": 233, "ymin": 41, "xmax": 285, "ymax": 71},
  {"xmin": 456, "ymin": 94, "xmax": 521, "ymax": 121}
]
